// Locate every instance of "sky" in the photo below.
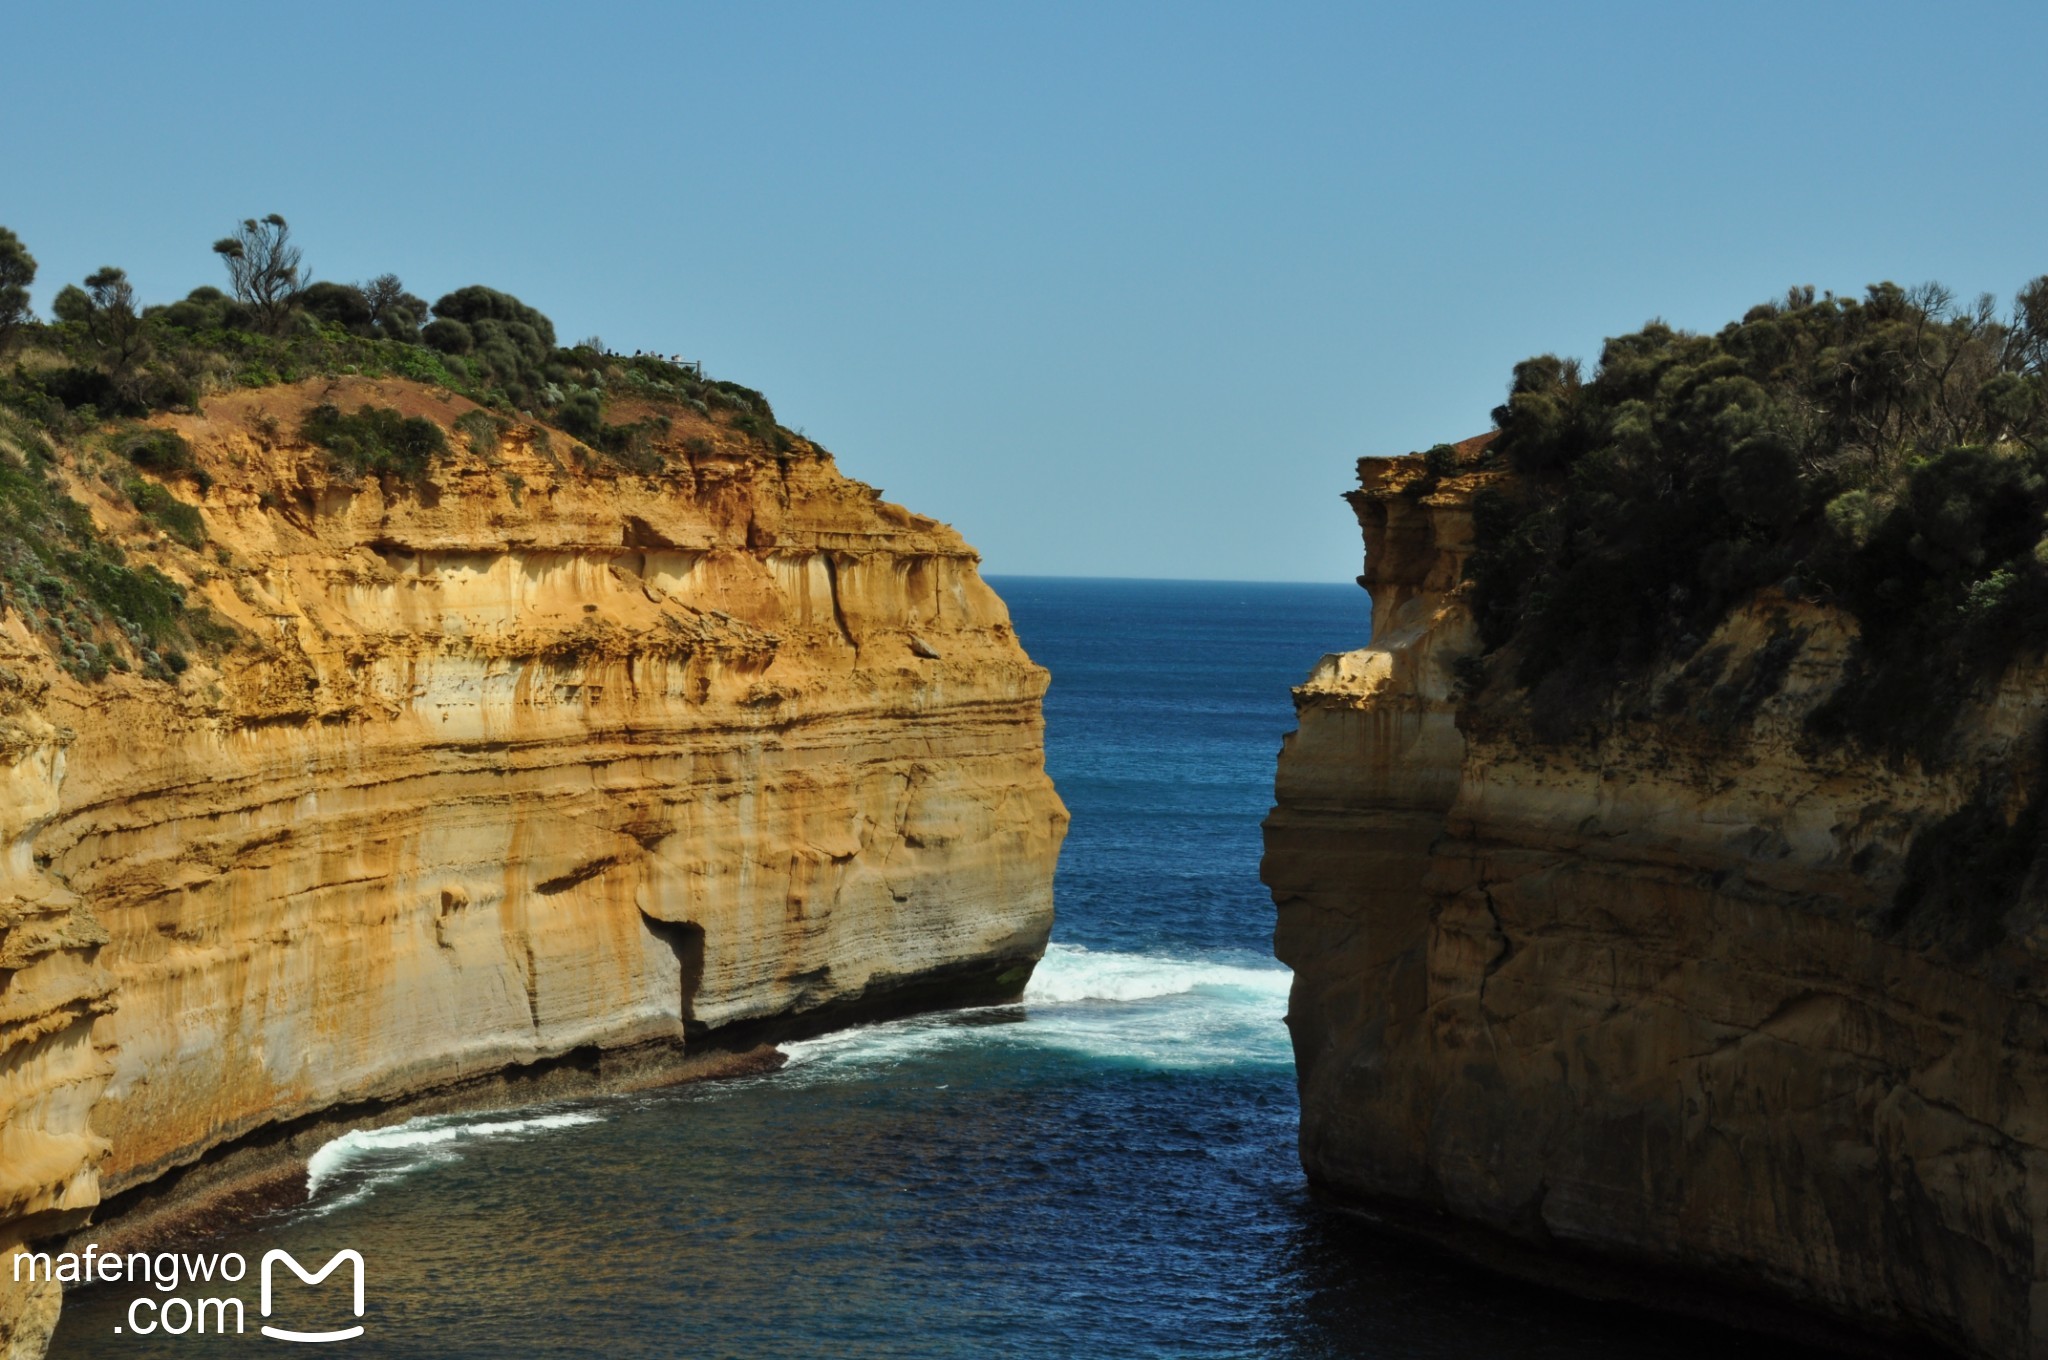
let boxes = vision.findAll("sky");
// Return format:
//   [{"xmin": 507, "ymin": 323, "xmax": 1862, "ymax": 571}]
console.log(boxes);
[{"xmin": 6, "ymin": 1, "xmax": 2046, "ymax": 582}]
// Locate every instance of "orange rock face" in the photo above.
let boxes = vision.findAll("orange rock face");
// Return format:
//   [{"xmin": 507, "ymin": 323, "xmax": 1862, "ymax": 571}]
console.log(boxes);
[
  {"xmin": 0, "ymin": 380, "xmax": 1066, "ymax": 1354},
  {"xmin": 1264, "ymin": 451, "xmax": 2048, "ymax": 1360},
  {"xmin": 0, "ymin": 665, "xmax": 116, "ymax": 1360}
]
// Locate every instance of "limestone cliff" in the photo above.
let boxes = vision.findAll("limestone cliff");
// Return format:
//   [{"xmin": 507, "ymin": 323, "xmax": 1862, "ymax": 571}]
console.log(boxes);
[
  {"xmin": 1264, "ymin": 446, "xmax": 2048, "ymax": 1360},
  {"xmin": 0, "ymin": 378, "xmax": 1065, "ymax": 1352},
  {"xmin": 0, "ymin": 665, "xmax": 114, "ymax": 1360}
]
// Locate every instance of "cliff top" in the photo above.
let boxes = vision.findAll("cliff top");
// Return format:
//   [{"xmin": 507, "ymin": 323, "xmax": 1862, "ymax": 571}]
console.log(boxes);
[
  {"xmin": 0, "ymin": 216, "xmax": 955, "ymax": 690},
  {"xmin": 1357, "ymin": 430, "xmax": 1498, "ymax": 481},
  {"xmin": 1338, "ymin": 278, "xmax": 2048, "ymax": 961},
  {"xmin": 1428, "ymin": 278, "xmax": 2048, "ymax": 763}
]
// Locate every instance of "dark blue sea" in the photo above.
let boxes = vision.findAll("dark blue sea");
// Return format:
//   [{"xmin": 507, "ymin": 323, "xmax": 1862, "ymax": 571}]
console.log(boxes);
[{"xmin": 52, "ymin": 578, "xmax": 1805, "ymax": 1358}]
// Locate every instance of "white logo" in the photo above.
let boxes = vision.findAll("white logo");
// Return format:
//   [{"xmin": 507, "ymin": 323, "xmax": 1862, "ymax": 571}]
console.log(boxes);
[{"xmin": 258, "ymin": 1250, "xmax": 364, "ymax": 1343}]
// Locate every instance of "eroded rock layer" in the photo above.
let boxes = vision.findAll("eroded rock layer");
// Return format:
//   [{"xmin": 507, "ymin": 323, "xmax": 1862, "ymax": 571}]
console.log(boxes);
[
  {"xmin": 1, "ymin": 665, "xmax": 114, "ymax": 1360},
  {"xmin": 0, "ymin": 378, "xmax": 1065, "ymax": 1347},
  {"xmin": 1263, "ymin": 449, "xmax": 2048, "ymax": 1360}
]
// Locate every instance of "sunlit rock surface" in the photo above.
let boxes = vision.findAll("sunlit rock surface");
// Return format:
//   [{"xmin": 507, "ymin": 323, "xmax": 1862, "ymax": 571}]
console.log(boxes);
[{"xmin": 0, "ymin": 379, "xmax": 1065, "ymax": 1351}]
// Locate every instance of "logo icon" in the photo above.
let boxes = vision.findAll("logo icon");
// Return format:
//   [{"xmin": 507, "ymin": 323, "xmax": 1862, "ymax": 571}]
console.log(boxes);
[{"xmin": 258, "ymin": 1250, "xmax": 365, "ymax": 1343}]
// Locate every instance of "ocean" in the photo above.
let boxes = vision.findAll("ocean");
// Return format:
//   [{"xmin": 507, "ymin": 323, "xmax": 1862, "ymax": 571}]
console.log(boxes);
[{"xmin": 50, "ymin": 577, "xmax": 1806, "ymax": 1358}]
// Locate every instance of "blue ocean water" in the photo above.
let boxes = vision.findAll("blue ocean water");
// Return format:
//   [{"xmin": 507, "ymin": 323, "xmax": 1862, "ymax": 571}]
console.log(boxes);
[{"xmin": 51, "ymin": 578, "xmax": 1805, "ymax": 1358}]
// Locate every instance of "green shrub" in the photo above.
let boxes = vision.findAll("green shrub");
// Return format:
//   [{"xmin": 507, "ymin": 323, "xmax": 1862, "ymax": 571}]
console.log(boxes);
[
  {"xmin": 0, "ymin": 226, "xmax": 36, "ymax": 355},
  {"xmin": 1465, "ymin": 277, "xmax": 2048, "ymax": 756},
  {"xmin": 453, "ymin": 409, "xmax": 508, "ymax": 458},
  {"xmin": 63, "ymin": 549, "xmax": 185, "ymax": 642},
  {"xmin": 379, "ymin": 342, "xmax": 465, "ymax": 388},
  {"xmin": 149, "ymin": 285, "xmax": 250, "ymax": 333},
  {"xmin": 119, "ymin": 427, "xmax": 202, "ymax": 479},
  {"xmin": 124, "ymin": 478, "xmax": 205, "ymax": 548},
  {"xmin": 300, "ymin": 403, "xmax": 448, "ymax": 480},
  {"xmin": 556, "ymin": 390, "xmax": 604, "ymax": 441},
  {"xmin": 0, "ymin": 415, "xmax": 202, "ymax": 674},
  {"xmin": 360, "ymin": 275, "xmax": 429, "ymax": 343},
  {"xmin": 547, "ymin": 387, "xmax": 667, "ymax": 470},
  {"xmin": 0, "ymin": 407, "xmax": 55, "ymax": 465},
  {"xmin": 183, "ymin": 606, "xmax": 241, "ymax": 652},
  {"xmin": 426, "ymin": 287, "xmax": 556, "ymax": 408},
  {"xmin": 299, "ymin": 282, "xmax": 375, "ymax": 335},
  {"xmin": 708, "ymin": 379, "xmax": 772, "ymax": 421},
  {"xmin": 37, "ymin": 365, "xmax": 125, "ymax": 415},
  {"xmin": 422, "ymin": 317, "xmax": 474, "ymax": 354}
]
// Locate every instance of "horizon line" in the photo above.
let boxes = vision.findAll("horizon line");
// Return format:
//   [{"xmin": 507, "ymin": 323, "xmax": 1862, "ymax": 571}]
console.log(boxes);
[
  {"xmin": 981, "ymin": 571, "xmax": 1366, "ymax": 589},
  {"xmin": 983, "ymin": 569, "xmax": 1368, "ymax": 585}
]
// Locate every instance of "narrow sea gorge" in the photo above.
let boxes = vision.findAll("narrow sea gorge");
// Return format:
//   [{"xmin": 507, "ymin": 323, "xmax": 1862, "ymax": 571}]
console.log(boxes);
[{"xmin": 51, "ymin": 580, "xmax": 1807, "ymax": 1358}]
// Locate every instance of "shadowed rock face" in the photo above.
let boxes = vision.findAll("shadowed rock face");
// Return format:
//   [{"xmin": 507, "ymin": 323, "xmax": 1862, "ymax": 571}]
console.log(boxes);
[
  {"xmin": 1264, "ymin": 450, "xmax": 2048, "ymax": 1360},
  {"xmin": 0, "ymin": 379, "xmax": 1066, "ymax": 1352}
]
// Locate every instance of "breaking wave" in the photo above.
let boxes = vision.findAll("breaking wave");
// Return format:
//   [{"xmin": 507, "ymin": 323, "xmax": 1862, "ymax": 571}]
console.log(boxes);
[
  {"xmin": 1023, "ymin": 941, "xmax": 1291, "ymax": 1005},
  {"xmin": 296, "ymin": 945, "xmax": 1291, "ymax": 1212},
  {"xmin": 780, "ymin": 942, "xmax": 1292, "ymax": 1075},
  {"xmin": 301, "ymin": 1109, "xmax": 604, "ymax": 1214}
]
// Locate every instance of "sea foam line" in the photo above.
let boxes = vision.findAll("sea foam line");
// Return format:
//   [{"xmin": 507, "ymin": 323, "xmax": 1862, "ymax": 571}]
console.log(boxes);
[
  {"xmin": 780, "ymin": 942, "xmax": 1293, "ymax": 1073},
  {"xmin": 303, "ymin": 1109, "xmax": 603, "ymax": 1207},
  {"xmin": 1023, "ymin": 941, "xmax": 1291, "ymax": 1004},
  {"xmin": 299, "ymin": 944, "xmax": 1290, "ymax": 1210}
]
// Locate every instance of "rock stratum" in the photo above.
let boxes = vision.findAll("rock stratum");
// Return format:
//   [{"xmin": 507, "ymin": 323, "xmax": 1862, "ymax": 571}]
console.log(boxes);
[
  {"xmin": 0, "ymin": 378, "xmax": 1065, "ymax": 1356},
  {"xmin": 1263, "ymin": 446, "xmax": 2048, "ymax": 1360}
]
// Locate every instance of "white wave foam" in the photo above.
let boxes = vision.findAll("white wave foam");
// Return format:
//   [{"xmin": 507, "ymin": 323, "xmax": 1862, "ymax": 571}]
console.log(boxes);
[
  {"xmin": 303, "ymin": 1109, "xmax": 602, "ymax": 1209},
  {"xmin": 295, "ymin": 947, "xmax": 1289, "ymax": 1213},
  {"xmin": 1024, "ymin": 942, "xmax": 1291, "ymax": 1004},
  {"xmin": 779, "ymin": 943, "xmax": 1293, "ymax": 1076}
]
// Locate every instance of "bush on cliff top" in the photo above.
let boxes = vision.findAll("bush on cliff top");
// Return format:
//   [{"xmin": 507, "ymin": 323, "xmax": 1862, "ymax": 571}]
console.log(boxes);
[
  {"xmin": 0, "ymin": 217, "xmax": 800, "ymax": 461},
  {"xmin": 0, "ymin": 215, "xmax": 819, "ymax": 682},
  {"xmin": 300, "ymin": 403, "xmax": 449, "ymax": 480},
  {"xmin": 1464, "ymin": 277, "xmax": 2048, "ymax": 758}
]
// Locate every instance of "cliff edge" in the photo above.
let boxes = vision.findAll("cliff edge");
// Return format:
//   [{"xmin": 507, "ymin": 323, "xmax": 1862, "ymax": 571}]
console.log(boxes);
[
  {"xmin": 1264, "ymin": 444, "xmax": 2048, "ymax": 1360},
  {"xmin": 0, "ymin": 377, "xmax": 1066, "ymax": 1355}
]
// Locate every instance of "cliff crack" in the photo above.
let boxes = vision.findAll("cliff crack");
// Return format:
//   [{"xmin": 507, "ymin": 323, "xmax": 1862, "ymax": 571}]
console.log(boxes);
[
  {"xmin": 521, "ymin": 932, "xmax": 540, "ymax": 1030},
  {"xmin": 1476, "ymin": 884, "xmax": 1514, "ymax": 1002},
  {"xmin": 534, "ymin": 855, "xmax": 620, "ymax": 896}
]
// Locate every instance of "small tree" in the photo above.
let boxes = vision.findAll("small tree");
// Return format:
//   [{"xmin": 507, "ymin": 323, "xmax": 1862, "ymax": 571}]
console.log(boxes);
[
  {"xmin": 298, "ymin": 281, "xmax": 374, "ymax": 334},
  {"xmin": 57, "ymin": 267, "xmax": 151, "ymax": 386},
  {"xmin": 212, "ymin": 214, "xmax": 305, "ymax": 335},
  {"xmin": 360, "ymin": 273, "xmax": 428, "ymax": 340},
  {"xmin": 2012, "ymin": 275, "xmax": 2048, "ymax": 377},
  {"xmin": 0, "ymin": 226, "xmax": 34, "ymax": 355},
  {"xmin": 425, "ymin": 285, "xmax": 557, "ymax": 406}
]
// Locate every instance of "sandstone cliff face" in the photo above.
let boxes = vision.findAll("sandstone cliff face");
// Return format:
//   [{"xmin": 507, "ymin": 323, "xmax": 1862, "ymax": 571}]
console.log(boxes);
[
  {"xmin": 1264, "ymin": 451, "xmax": 2048, "ymax": 1360},
  {"xmin": 0, "ymin": 379, "xmax": 1064, "ymax": 1345},
  {"xmin": 0, "ymin": 664, "xmax": 114, "ymax": 1360}
]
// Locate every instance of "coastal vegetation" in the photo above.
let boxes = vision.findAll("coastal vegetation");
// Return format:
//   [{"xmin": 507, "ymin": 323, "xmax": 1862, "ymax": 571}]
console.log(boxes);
[
  {"xmin": 1459, "ymin": 278, "xmax": 2048, "ymax": 759},
  {"xmin": 0, "ymin": 215, "xmax": 808, "ymax": 681}
]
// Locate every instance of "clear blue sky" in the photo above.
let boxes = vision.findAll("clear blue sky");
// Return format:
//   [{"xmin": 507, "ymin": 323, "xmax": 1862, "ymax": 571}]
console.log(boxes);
[{"xmin": 7, "ymin": 1, "xmax": 2045, "ymax": 582}]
